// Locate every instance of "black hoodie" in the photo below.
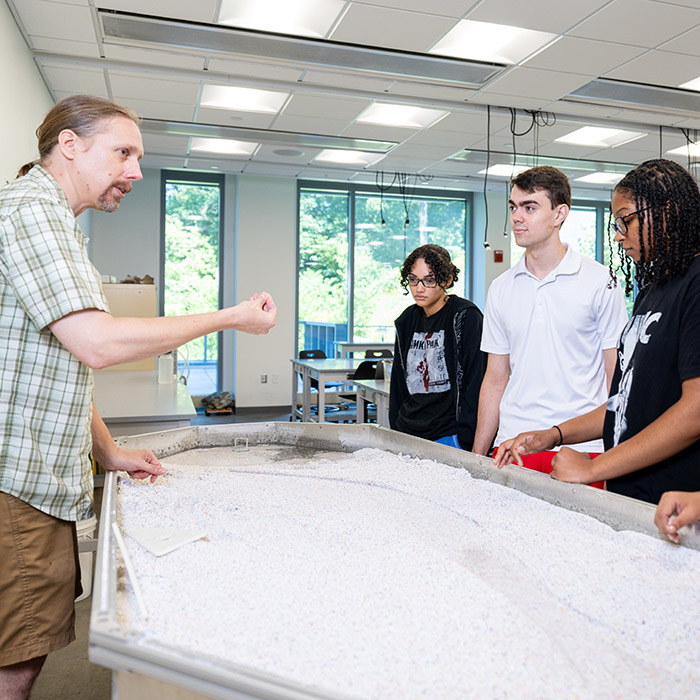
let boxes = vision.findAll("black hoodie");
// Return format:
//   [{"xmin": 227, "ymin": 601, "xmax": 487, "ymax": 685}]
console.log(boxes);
[{"xmin": 389, "ymin": 296, "xmax": 486, "ymax": 450}]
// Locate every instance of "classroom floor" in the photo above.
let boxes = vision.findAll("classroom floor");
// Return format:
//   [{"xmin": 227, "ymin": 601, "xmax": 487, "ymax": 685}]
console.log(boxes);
[{"xmin": 28, "ymin": 407, "xmax": 291, "ymax": 700}]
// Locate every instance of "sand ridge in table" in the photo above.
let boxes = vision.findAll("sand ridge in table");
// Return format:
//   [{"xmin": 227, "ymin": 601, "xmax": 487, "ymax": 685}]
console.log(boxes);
[{"xmin": 116, "ymin": 446, "xmax": 700, "ymax": 699}]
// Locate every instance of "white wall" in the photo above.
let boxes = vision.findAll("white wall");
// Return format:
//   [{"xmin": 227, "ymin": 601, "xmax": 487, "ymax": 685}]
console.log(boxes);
[
  {"xmin": 471, "ymin": 192, "xmax": 512, "ymax": 310},
  {"xmin": 0, "ymin": 2, "xmax": 52, "ymax": 182},
  {"xmin": 233, "ymin": 176, "xmax": 297, "ymax": 408},
  {"xmin": 88, "ymin": 168, "xmax": 161, "ymax": 284}
]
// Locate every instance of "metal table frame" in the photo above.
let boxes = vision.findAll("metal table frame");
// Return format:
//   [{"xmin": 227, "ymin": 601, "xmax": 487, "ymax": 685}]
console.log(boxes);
[
  {"xmin": 354, "ymin": 379, "xmax": 390, "ymax": 427},
  {"xmin": 290, "ymin": 358, "xmax": 363, "ymax": 423}
]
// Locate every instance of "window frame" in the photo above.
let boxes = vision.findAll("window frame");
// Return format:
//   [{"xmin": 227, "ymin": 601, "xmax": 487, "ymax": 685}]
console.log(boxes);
[
  {"xmin": 160, "ymin": 169, "xmax": 225, "ymax": 393},
  {"xmin": 296, "ymin": 180, "xmax": 473, "ymax": 355}
]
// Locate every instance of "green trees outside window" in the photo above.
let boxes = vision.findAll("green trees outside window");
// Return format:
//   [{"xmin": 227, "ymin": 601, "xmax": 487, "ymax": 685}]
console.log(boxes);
[
  {"xmin": 163, "ymin": 175, "xmax": 222, "ymax": 394},
  {"xmin": 298, "ymin": 185, "xmax": 469, "ymax": 355}
]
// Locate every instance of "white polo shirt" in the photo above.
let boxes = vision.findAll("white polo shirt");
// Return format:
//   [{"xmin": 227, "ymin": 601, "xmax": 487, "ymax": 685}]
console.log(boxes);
[{"xmin": 481, "ymin": 245, "xmax": 628, "ymax": 452}]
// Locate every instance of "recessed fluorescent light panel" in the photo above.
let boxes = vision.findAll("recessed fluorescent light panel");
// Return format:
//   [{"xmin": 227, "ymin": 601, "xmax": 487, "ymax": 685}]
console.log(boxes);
[
  {"xmin": 217, "ymin": 0, "xmax": 345, "ymax": 37},
  {"xmin": 313, "ymin": 150, "xmax": 384, "ymax": 166},
  {"xmin": 190, "ymin": 138, "xmax": 258, "ymax": 156},
  {"xmin": 667, "ymin": 142, "xmax": 700, "ymax": 156},
  {"xmin": 201, "ymin": 85, "xmax": 288, "ymax": 114},
  {"xmin": 679, "ymin": 76, "xmax": 700, "ymax": 92},
  {"xmin": 357, "ymin": 103, "xmax": 447, "ymax": 128},
  {"xmin": 555, "ymin": 127, "xmax": 645, "ymax": 148},
  {"xmin": 429, "ymin": 20, "xmax": 557, "ymax": 64},
  {"xmin": 575, "ymin": 172, "xmax": 624, "ymax": 184},
  {"xmin": 479, "ymin": 164, "xmax": 530, "ymax": 177}
]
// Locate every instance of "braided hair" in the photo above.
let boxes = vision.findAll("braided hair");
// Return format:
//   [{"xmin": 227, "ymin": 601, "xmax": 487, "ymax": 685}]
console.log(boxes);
[
  {"xmin": 399, "ymin": 244, "xmax": 459, "ymax": 294},
  {"xmin": 611, "ymin": 159, "xmax": 700, "ymax": 294}
]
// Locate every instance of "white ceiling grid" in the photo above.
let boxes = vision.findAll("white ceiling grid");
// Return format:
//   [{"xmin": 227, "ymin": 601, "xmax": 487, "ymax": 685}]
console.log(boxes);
[{"xmin": 7, "ymin": 0, "xmax": 700, "ymax": 192}]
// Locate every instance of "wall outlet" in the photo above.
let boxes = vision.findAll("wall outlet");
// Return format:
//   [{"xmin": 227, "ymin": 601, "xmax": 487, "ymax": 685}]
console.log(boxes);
[{"xmin": 260, "ymin": 374, "xmax": 268, "ymax": 384}]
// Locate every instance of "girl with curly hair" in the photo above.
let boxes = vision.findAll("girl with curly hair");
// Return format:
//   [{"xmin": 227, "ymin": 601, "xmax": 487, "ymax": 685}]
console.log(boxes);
[{"xmin": 389, "ymin": 244, "xmax": 486, "ymax": 450}]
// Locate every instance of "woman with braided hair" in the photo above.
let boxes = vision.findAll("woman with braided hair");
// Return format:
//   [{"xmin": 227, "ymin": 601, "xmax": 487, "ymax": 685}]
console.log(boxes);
[{"xmin": 495, "ymin": 159, "xmax": 700, "ymax": 506}]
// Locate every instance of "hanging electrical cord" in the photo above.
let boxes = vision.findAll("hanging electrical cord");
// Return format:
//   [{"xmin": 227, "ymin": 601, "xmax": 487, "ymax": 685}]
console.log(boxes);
[
  {"xmin": 375, "ymin": 171, "xmax": 396, "ymax": 226},
  {"xmin": 483, "ymin": 105, "xmax": 491, "ymax": 251},
  {"xmin": 397, "ymin": 172, "xmax": 417, "ymax": 228},
  {"xmin": 659, "ymin": 125, "xmax": 663, "ymax": 159}
]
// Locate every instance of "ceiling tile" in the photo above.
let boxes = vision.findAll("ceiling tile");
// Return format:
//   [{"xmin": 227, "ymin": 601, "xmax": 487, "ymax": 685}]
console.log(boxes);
[
  {"xmin": 478, "ymin": 67, "xmax": 593, "ymax": 101},
  {"xmin": 387, "ymin": 81, "xmax": 476, "ymax": 101},
  {"xmin": 330, "ymin": 4, "xmax": 456, "ymax": 52},
  {"xmin": 268, "ymin": 114, "xmax": 351, "ymax": 135},
  {"xmin": 301, "ymin": 70, "xmax": 394, "ymax": 93},
  {"xmin": 98, "ymin": 0, "xmax": 219, "ymax": 23},
  {"xmin": 103, "ymin": 45, "xmax": 206, "ymax": 71},
  {"xmin": 387, "ymin": 142, "xmax": 463, "ymax": 161},
  {"xmin": 659, "ymin": 25, "xmax": 700, "ymax": 55},
  {"xmin": 29, "ymin": 36, "xmax": 100, "ymax": 57},
  {"xmin": 196, "ymin": 106, "xmax": 277, "ymax": 129},
  {"xmin": 465, "ymin": 0, "xmax": 610, "ymax": 33},
  {"xmin": 353, "ymin": 0, "xmax": 477, "ymax": 18},
  {"xmin": 525, "ymin": 37, "xmax": 645, "ymax": 75},
  {"xmin": 605, "ymin": 50, "xmax": 700, "ymax": 86},
  {"xmin": 282, "ymin": 94, "xmax": 369, "ymax": 120},
  {"xmin": 141, "ymin": 133, "xmax": 190, "ymax": 153},
  {"xmin": 609, "ymin": 108, "xmax": 691, "ymax": 125},
  {"xmin": 40, "ymin": 64, "xmax": 108, "ymax": 96},
  {"xmin": 341, "ymin": 123, "xmax": 419, "ymax": 141},
  {"xmin": 469, "ymin": 91, "xmax": 556, "ymax": 111},
  {"xmin": 568, "ymin": 0, "xmax": 700, "ymax": 48},
  {"xmin": 430, "ymin": 111, "xmax": 510, "ymax": 134},
  {"xmin": 185, "ymin": 157, "xmax": 245, "ymax": 173},
  {"xmin": 117, "ymin": 98, "xmax": 196, "ymax": 122},
  {"xmin": 18, "ymin": 0, "xmax": 95, "ymax": 42},
  {"xmin": 206, "ymin": 57, "xmax": 304, "ymax": 82},
  {"xmin": 109, "ymin": 71, "xmax": 200, "ymax": 104},
  {"xmin": 140, "ymin": 154, "xmax": 187, "ymax": 170}
]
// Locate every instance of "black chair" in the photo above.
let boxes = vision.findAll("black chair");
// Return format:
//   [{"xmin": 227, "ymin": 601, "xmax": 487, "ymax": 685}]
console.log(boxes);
[
  {"xmin": 365, "ymin": 349, "xmax": 393, "ymax": 359},
  {"xmin": 337, "ymin": 360, "xmax": 381, "ymax": 422}
]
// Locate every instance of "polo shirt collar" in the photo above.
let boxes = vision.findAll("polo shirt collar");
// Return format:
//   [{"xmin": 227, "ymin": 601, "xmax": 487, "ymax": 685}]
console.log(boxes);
[{"xmin": 514, "ymin": 243, "xmax": 582, "ymax": 281}]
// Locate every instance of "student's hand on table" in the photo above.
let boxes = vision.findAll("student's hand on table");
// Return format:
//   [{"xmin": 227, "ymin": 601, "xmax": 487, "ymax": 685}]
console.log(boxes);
[
  {"xmin": 104, "ymin": 448, "xmax": 166, "ymax": 483},
  {"xmin": 654, "ymin": 491, "xmax": 700, "ymax": 543},
  {"xmin": 493, "ymin": 428, "xmax": 558, "ymax": 469},
  {"xmin": 550, "ymin": 447, "xmax": 593, "ymax": 483}
]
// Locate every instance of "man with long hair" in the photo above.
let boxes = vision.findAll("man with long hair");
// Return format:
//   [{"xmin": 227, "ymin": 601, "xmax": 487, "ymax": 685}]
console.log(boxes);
[{"xmin": 0, "ymin": 95, "xmax": 277, "ymax": 698}]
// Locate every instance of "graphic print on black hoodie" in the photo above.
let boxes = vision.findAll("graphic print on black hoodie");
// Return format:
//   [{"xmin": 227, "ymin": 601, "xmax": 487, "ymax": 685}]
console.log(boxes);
[{"xmin": 406, "ymin": 330, "xmax": 451, "ymax": 394}]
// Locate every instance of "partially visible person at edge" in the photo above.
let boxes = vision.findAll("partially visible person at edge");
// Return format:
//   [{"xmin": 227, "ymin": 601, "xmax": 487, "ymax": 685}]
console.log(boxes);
[
  {"xmin": 496, "ymin": 159, "xmax": 700, "ymax": 506},
  {"xmin": 472, "ymin": 166, "xmax": 628, "ymax": 487},
  {"xmin": 389, "ymin": 244, "xmax": 487, "ymax": 451},
  {"xmin": 655, "ymin": 491, "xmax": 700, "ymax": 543},
  {"xmin": 0, "ymin": 95, "xmax": 277, "ymax": 700}
]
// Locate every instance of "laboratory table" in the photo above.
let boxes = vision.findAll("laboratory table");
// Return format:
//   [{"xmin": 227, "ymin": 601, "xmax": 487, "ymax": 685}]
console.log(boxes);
[
  {"xmin": 334, "ymin": 341, "xmax": 394, "ymax": 358},
  {"xmin": 354, "ymin": 378, "xmax": 391, "ymax": 427},
  {"xmin": 290, "ymin": 357, "xmax": 363, "ymax": 423}
]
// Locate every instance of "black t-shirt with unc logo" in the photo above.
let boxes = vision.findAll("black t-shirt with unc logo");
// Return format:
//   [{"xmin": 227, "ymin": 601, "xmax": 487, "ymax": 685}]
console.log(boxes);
[{"xmin": 604, "ymin": 256, "xmax": 700, "ymax": 503}]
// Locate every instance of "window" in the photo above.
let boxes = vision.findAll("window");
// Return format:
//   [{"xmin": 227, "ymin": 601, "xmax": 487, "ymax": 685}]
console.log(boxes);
[
  {"xmin": 161, "ymin": 171, "xmax": 224, "ymax": 395},
  {"xmin": 298, "ymin": 183, "xmax": 470, "ymax": 356}
]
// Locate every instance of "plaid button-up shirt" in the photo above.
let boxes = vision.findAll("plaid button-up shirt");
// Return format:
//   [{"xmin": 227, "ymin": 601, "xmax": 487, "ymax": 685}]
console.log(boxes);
[{"xmin": 0, "ymin": 166, "xmax": 109, "ymax": 521}]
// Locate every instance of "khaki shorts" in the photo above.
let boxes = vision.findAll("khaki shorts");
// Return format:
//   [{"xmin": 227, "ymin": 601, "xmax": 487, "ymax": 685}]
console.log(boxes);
[{"xmin": 0, "ymin": 492, "xmax": 81, "ymax": 666}]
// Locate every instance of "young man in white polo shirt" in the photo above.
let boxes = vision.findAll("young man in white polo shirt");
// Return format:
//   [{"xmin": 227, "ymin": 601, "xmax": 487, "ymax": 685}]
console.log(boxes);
[{"xmin": 472, "ymin": 166, "xmax": 628, "ymax": 482}]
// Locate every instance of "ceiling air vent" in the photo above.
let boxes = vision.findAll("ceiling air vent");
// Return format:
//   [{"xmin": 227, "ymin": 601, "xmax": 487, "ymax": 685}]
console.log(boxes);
[
  {"xmin": 99, "ymin": 11, "xmax": 504, "ymax": 88},
  {"xmin": 566, "ymin": 78, "xmax": 700, "ymax": 116}
]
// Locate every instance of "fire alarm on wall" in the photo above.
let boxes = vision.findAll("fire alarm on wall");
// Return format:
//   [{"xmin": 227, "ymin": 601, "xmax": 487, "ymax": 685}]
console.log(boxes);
[{"xmin": 494, "ymin": 250, "xmax": 504, "ymax": 263}]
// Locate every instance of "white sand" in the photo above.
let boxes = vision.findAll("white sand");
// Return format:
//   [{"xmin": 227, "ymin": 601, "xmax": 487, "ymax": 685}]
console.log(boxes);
[{"xmin": 116, "ymin": 446, "xmax": 700, "ymax": 699}]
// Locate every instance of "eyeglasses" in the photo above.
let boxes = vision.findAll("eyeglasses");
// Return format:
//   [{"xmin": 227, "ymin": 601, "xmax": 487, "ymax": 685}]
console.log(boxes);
[
  {"xmin": 408, "ymin": 275, "xmax": 438, "ymax": 288},
  {"xmin": 609, "ymin": 207, "xmax": 649, "ymax": 236}
]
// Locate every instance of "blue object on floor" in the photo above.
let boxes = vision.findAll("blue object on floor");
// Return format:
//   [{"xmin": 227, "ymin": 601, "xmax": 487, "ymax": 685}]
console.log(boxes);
[{"xmin": 435, "ymin": 434, "xmax": 463, "ymax": 450}]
